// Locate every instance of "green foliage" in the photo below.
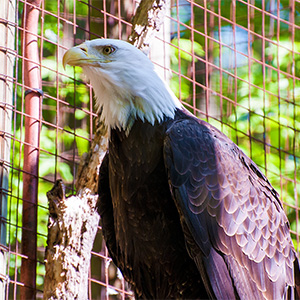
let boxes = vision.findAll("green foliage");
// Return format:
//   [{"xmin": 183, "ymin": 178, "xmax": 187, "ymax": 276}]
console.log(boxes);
[{"xmin": 170, "ymin": 38, "xmax": 205, "ymax": 100}]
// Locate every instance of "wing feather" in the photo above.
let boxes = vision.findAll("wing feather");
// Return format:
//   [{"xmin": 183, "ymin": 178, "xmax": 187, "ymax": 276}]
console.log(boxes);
[{"xmin": 164, "ymin": 116, "xmax": 298, "ymax": 299}]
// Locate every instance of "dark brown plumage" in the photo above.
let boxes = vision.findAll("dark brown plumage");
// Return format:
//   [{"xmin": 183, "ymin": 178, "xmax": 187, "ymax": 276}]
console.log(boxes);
[
  {"xmin": 98, "ymin": 110, "xmax": 207, "ymax": 299},
  {"xmin": 98, "ymin": 109, "xmax": 299, "ymax": 299}
]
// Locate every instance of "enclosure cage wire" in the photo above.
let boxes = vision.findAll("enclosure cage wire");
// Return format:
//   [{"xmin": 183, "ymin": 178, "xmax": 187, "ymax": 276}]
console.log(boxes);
[{"xmin": 0, "ymin": 0, "xmax": 299, "ymax": 299}]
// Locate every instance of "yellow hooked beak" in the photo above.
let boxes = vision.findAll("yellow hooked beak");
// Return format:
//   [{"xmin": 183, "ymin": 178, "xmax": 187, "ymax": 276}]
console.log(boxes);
[{"xmin": 63, "ymin": 43, "xmax": 93, "ymax": 69}]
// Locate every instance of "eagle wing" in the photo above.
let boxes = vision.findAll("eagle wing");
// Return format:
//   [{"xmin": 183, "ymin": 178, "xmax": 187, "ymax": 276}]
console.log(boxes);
[
  {"xmin": 97, "ymin": 152, "xmax": 130, "ymax": 281},
  {"xmin": 97, "ymin": 153, "xmax": 119, "ymax": 263},
  {"xmin": 163, "ymin": 116, "xmax": 298, "ymax": 299}
]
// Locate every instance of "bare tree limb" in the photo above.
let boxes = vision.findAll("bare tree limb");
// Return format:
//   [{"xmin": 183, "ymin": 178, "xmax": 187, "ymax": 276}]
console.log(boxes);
[
  {"xmin": 75, "ymin": 121, "xmax": 108, "ymax": 193},
  {"xmin": 43, "ymin": 181, "xmax": 99, "ymax": 300},
  {"xmin": 128, "ymin": 0, "xmax": 169, "ymax": 52}
]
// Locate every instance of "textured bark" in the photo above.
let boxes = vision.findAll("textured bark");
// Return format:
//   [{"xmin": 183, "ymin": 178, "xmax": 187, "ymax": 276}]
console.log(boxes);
[
  {"xmin": 44, "ymin": 0, "xmax": 169, "ymax": 297},
  {"xmin": 128, "ymin": 0, "xmax": 169, "ymax": 53},
  {"xmin": 43, "ymin": 180, "xmax": 100, "ymax": 300},
  {"xmin": 75, "ymin": 121, "xmax": 108, "ymax": 193}
]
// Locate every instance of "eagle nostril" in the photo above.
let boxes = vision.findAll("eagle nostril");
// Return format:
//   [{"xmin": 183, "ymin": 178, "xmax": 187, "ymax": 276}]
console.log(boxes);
[
  {"xmin": 80, "ymin": 47, "xmax": 87, "ymax": 53},
  {"xmin": 77, "ymin": 44, "xmax": 88, "ymax": 54}
]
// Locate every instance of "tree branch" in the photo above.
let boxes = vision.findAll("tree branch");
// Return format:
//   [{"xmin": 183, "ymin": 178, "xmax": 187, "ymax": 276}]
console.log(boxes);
[
  {"xmin": 43, "ymin": 180, "xmax": 99, "ymax": 300},
  {"xmin": 128, "ymin": 0, "xmax": 169, "ymax": 52}
]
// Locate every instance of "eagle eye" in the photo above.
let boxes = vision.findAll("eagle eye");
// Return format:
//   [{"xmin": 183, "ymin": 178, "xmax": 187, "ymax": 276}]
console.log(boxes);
[{"xmin": 103, "ymin": 46, "xmax": 116, "ymax": 55}]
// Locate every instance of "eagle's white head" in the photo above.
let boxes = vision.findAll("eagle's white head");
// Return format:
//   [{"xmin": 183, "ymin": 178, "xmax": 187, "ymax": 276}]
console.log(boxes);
[{"xmin": 63, "ymin": 39, "xmax": 182, "ymax": 133}]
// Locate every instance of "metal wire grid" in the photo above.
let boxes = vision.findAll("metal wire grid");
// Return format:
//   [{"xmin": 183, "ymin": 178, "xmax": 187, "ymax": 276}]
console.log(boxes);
[
  {"xmin": 0, "ymin": 0, "xmax": 299, "ymax": 299},
  {"xmin": 2, "ymin": 0, "xmax": 135, "ymax": 298},
  {"xmin": 172, "ymin": 0, "xmax": 300, "ymax": 249}
]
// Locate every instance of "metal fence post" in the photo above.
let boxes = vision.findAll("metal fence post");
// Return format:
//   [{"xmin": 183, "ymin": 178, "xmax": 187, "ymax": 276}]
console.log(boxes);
[{"xmin": 20, "ymin": 0, "xmax": 42, "ymax": 298}]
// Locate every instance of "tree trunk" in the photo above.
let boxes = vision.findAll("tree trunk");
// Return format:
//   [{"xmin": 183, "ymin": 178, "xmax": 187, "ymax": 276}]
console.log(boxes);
[{"xmin": 43, "ymin": 181, "xmax": 100, "ymax": 300}]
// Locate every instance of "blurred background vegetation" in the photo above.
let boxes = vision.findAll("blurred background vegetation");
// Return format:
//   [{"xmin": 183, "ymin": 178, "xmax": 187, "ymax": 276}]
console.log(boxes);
[{"xmin": 6, "ymin": 0, "xmax": 300, "ymax": 297}]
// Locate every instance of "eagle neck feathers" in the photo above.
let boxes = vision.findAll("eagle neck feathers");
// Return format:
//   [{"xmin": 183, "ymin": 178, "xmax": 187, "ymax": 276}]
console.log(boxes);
[{"xmin": 83, "ymin": 65, "xmax": 182, "ymax": 135}]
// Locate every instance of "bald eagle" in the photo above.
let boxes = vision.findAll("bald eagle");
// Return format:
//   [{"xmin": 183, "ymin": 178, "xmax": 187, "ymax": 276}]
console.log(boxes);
[{"xmin": 63, "ymin": 39, "xmax": 300, "ymax": 299}]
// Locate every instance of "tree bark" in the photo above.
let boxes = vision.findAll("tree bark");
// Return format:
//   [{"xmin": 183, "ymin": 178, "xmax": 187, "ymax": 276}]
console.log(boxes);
[
  {"xmin": 129, "ymin": 0, "xmax": 169, "ymax": 53},
  {"xmin": 43, "ymin": 181, "xmax": 100, "ymax": 300}
]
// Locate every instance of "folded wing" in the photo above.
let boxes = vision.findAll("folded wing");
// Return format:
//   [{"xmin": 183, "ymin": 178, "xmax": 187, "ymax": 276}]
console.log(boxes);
[{"xmin": 164, "ymin": 117, "xmax": 298, "ymax": 300}]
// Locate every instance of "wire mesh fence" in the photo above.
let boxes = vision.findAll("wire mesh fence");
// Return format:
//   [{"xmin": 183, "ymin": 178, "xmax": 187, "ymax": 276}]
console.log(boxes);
[{"xmin": 0, "ymin": 0, "xmax": 299, "ymax": 298}]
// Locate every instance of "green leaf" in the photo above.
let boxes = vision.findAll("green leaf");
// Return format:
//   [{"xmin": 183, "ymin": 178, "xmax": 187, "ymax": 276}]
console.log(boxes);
[{"xmin": 171, "ymin": 38, "xmax": 205, "ymax": 62}]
